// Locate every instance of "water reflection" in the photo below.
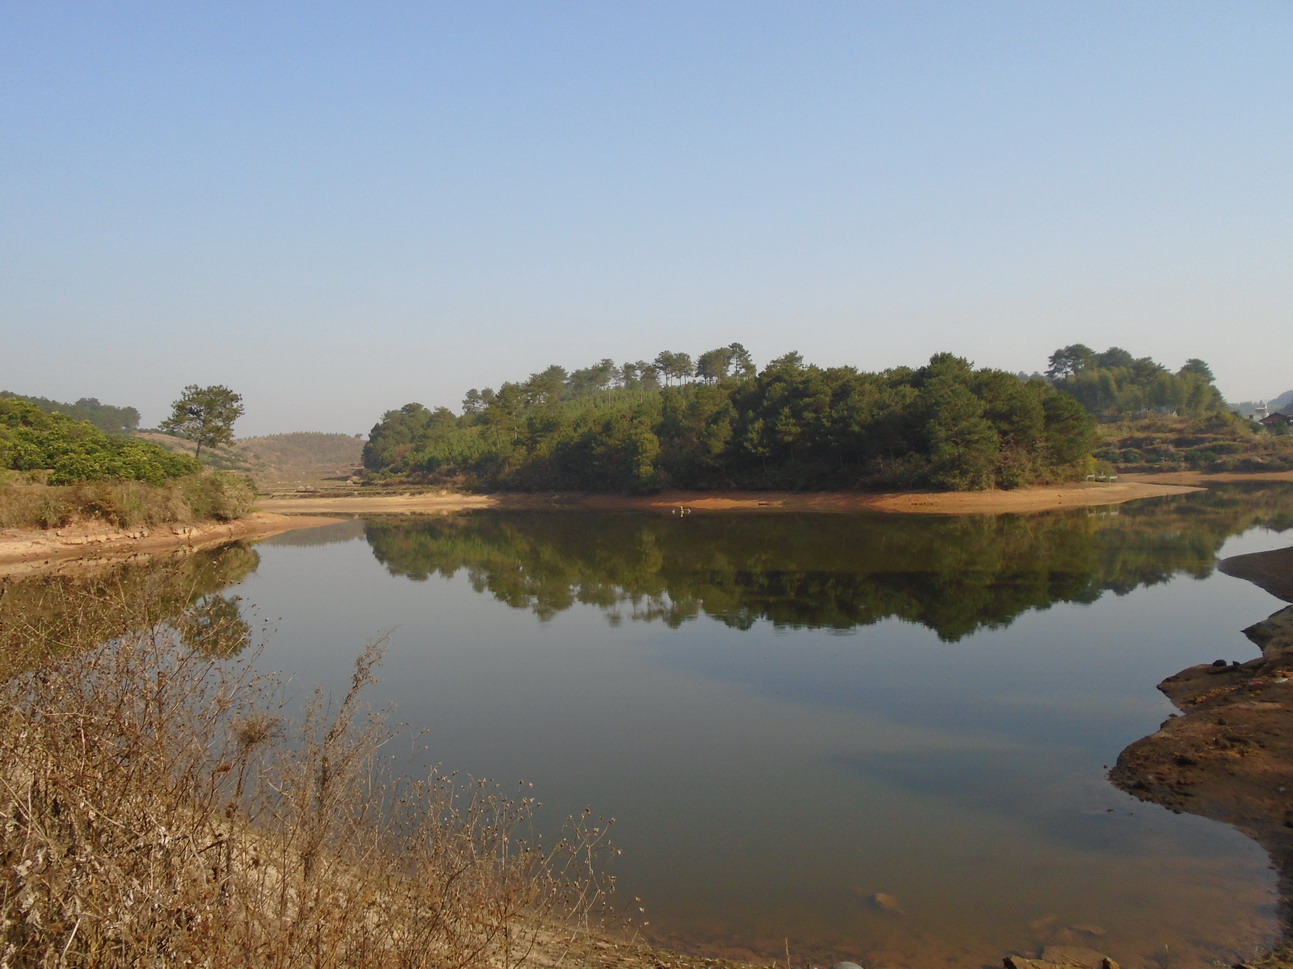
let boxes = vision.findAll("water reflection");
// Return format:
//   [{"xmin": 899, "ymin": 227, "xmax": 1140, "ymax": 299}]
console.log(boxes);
[
  {"xmin": 10, "ymin": 485, "xmax": 1290, "ymax": 967},
  {"xmin": 363, "ymin": 483, "xmax": 1293, "ymax": 641},
  {"xmin": 0, "ymin": 544, "xmax": 260, "ymax": 668},
  {"xmin": 335, "ymin": 485, "xmax": 1293, "ymax": 964}
]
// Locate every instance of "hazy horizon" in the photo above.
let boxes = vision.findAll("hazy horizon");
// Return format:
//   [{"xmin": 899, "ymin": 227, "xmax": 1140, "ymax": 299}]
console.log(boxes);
[{"xmin": 5, "ymin": 2, "xmax": 1289, "ymax": 437}]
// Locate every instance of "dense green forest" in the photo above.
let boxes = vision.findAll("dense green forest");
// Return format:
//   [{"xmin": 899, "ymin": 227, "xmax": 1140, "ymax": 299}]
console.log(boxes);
[
  {"xmin": 364, "ymin": 350, "xmax": 1097, "ymax": 492},
  {"xmin": 0, "ymin": 390, "xmax": 141, "ymax": 434},
  {"xmin": 1044, "ymin": 344, "xmax": 1227, "ymax": 421}
]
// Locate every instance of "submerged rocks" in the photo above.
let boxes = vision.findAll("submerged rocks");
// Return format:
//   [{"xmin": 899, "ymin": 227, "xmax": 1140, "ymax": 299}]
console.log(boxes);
[
  {"xmin": 870, "ymin": 892, "xmax": 905, "ymax": 916},
  {"xmin": 1004, "ymin": 945, "xmax": 1120, "ymax": 969}
]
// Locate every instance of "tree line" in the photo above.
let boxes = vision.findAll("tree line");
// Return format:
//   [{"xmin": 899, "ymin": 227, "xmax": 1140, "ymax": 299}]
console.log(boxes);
[
  {"xmin": 0, "ymin": 391, "xmax": 142, "ymax": 435},
  {"xmin": 1045, "ymin": 344, "xmax": 1226, "ymax": 422},
  {"xmin": 364, "ymin": 349, "xmax": 1097, "ymax": 492}
]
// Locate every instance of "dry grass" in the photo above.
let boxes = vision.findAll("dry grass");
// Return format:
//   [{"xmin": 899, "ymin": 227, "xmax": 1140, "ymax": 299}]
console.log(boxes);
[
  {"xmin": 0, "ymin": 586, "xmax": 613, "ymax": 968},
  {"xmin": 0, "ymin": 472, "xmax": 258, "ymax": 530},
  {"xmin": 1096, "ymin": 414, "xmax": 1293, "ymax": 473}
]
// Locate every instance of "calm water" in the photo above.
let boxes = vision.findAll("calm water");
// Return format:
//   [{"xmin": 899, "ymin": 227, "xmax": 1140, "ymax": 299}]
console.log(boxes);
[{"xmin": 18, "ymin": 483, "xmax": 1293, "ymax": 967}]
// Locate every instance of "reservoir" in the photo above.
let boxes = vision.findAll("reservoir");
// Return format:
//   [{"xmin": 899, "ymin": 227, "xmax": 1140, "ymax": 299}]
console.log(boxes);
[{"xmin": 23, "ymin": 482, "xmax": 1293, "ymax": 967}]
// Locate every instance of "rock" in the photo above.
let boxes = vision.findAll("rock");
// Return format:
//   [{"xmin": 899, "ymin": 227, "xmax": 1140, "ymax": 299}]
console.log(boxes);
[
  {"xmin": 1042, "ymin": 944, "xmax": 1118, "ymax": 969},
  {"xmin": 1027, "ymin": 913, "xmax": 1060, "ymax": 937},
  {"xmin": 1004, "ymin": 947, "xmax": 1120, "ymax": 969},
  {"xmin": 870, "ymin": 892, "xmax": 905, "ymax": 916},
  {"xmin": 1243, "ymin": 604, "xmax": 1293, "ymax": 653},
  {"xmin": 831, "ymin": 963, "xmax": 864, "ymax": 969}
]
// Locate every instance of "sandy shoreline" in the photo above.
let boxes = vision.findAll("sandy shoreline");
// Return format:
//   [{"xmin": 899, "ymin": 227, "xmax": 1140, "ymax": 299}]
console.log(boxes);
[
  {"xmin": 0, "ymin": 512, "xmax": 342, "ymax": 578},
  {"xmin": 261, "ymin": 476, "xmax": 1202, "ymax": 517}
]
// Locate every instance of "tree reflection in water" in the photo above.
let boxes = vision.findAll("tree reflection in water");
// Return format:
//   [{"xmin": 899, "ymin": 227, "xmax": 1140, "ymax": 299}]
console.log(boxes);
[
  {"xmin": 0, "ymin": 543, "xmax": 260, "ymax": 669},
  {"xmin": 363, "ymin": 482, "xmax": 1293, "ymax": 642}
]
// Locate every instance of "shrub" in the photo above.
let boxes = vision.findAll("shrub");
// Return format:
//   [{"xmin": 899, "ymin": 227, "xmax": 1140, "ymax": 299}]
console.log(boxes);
[
  {"xmin": 0, "ymin": 397, "xmax": 200, "ymax": 484},
  {"xmin": 0, "ymin": 472, "xmax": 256, "ymax": 530},
  {"xmin": 179, "ymin": 471, "xmax": 257, "ymax": 521}
]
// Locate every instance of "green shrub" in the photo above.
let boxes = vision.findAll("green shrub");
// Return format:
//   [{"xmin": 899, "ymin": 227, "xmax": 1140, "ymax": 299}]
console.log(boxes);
[{"xmin": 0, "ymin": 397, "xmax": 199, "ymax": 484}]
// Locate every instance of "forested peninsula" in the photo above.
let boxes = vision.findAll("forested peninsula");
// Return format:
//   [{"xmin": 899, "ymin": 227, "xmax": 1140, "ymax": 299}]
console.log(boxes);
[{"xmin": 364, "ymin": 350, "xmax": 1099, "ymax": 493}]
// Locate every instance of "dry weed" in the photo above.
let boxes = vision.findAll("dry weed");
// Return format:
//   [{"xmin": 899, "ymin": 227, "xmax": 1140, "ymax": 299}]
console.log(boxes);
[{"xmin": 0, "ymin": 583, "xmax": 613, "ymax": 968}]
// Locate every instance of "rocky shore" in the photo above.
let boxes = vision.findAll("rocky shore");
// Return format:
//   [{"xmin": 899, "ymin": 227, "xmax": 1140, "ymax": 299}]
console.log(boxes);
[{"xmin": 1111, "ymin": 544, "xmax": 1293, "ymax": 969}]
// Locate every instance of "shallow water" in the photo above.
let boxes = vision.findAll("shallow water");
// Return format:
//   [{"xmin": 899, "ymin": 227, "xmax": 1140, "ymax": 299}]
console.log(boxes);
[{"xmin": 225, "ymin": 483, "xmax": 1293, "ymax": 965}]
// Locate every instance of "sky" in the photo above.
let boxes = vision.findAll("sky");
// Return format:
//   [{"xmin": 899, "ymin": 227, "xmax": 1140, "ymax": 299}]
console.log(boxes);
[{"xmin": 3, "ymin": 1, "xmax": 1290, "ymax": 437}]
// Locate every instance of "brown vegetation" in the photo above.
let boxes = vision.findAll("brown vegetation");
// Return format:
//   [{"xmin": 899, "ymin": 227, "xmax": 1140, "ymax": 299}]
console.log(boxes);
[
  {"xmin": 235, "ymin": 433, "xmax": 366, "ymax": 493},
  {"xmin": 0, "ymin": 584, "xmax": 615, "ymax": 968},
  {"xmin": 135, "ymin": 431, "xmax": 365, "ymax": 492},
  {"xmin": 0, "ymin": 472, "xmax": 257, "ymax": 531},
  {"xmin": 1097, "ymin": 415, "xmax": 1293, "ymax": 475}
]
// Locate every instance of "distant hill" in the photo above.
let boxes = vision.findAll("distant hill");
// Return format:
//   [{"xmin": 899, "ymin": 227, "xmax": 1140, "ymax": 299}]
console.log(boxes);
[
  {"xmin": 134, "ymin": 431, "xmax": 258, "ymax": 474},
  {"xmin": 1230, "ymin": 390, "xmax": 1293, "ymax": 418},
  {"xmin": 236, "ymin": 432, "xmax": 364, "ymax": 492},
  {"xmin": 133, "ymin": 430, "xmax": 364, "ymax": 491}
]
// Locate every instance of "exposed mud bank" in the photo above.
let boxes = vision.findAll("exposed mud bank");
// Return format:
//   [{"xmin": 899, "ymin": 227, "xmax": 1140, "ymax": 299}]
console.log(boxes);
[
  {"xmin": 0, "ymin": 513, "xmax": 341, "ymax": 578},
  {"xmin": 1112, "ymin": 544, "xmax": 1293, "ymax": 968}
]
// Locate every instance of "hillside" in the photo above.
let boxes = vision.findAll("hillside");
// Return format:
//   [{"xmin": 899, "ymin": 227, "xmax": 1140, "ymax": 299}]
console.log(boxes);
[
  {"xmin": 1095, "ymin": 414, "xmax": 1293, "ymax": 473},
  {"xmin": 237, "ymin": 432, "xmax": 365, "ymax": 492},
  {"xmin": 134, "ymin": 431, "xmax": 258, "ymax": 475},
  {"xmin": 137, "ymin": 430, "xmax": 364, "ymax": 493}
]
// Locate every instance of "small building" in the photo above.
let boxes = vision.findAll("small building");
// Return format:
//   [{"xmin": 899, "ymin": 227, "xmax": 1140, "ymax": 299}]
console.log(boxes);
[{"xmin": 1259, "ymin": 412, "xmax": 1293, "ymax": 429}]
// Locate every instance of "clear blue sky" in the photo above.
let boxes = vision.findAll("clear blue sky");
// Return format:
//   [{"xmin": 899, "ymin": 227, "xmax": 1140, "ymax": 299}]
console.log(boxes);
[{"xmin": 3, "ymin": 1, "xmax": 1289, "ymax": 436}]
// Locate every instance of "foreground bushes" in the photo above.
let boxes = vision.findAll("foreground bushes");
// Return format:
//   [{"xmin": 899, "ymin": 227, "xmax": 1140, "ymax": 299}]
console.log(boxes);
[
  {"xmin": 0, "ymin": 587, "xmax": 612, "ymax": 968},
  {"xmin": 0, "ymin": 397, "xmax": 198, "ymax": 485},
  {"xmin": 0, "ymin": 471, "xmax": 257, "ymax": 529},
  {"xmin": 0, "ymin": 394, "xmax": 258, "ymax": 529}
]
